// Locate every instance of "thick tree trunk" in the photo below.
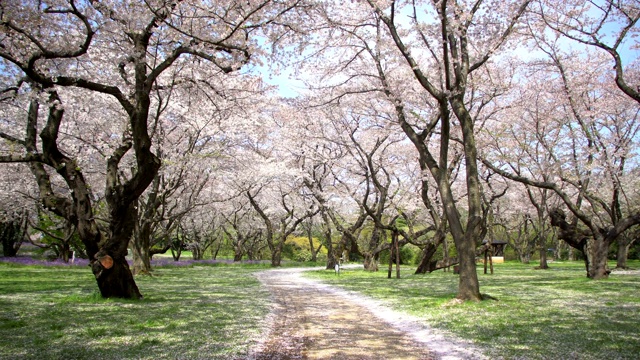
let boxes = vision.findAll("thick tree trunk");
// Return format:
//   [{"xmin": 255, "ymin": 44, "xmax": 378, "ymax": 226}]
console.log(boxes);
[
  {"xmin": 60, "ymin": 242, "xmax": 72, "ymax": 263},
  {"xmin": 1, "ymin": 217, "xmax": 26, "ymax": 257},
  {"xmin": 414, "ymin": 243, "xmax": 438, "ymax": 274},
  {"xmin": 363, "ymin": 252, "xmax": 378, "ymax": 271},
  {"xmin": 326, "ymin": 252, "xmax": 338, "ymax": 270},
  {"xmin": 233, "ymin": 250, "xmax": 243, "ymax": 262},
  {"xmin": 363, "ymin": 228, "xmax": 383, "ymax": 271},
  {"xmin": 585, "ymin": 236, "xmax": 611, "ymax": 279},
  {"xmin": 92, "ymin": 256, "xmax": 142, "ymax": 299},
  {"xmin": 131, "ymin": 227, "xmax": 152, "ymax": 275},
  {"xmin": 415, "ymin": 230, "xmax": 445, "ymax": 274},
  {"xmin": 616, "ymin": 243, "xmax": 629, "ymax": 269},
  {"xmin": 538, "ymin": 246, "xmax": 549, "ymax": 270},
  {"xmin": 550, "ymin": 208, "xmax": 610, "ymax": 279},
  {"xmin": 615, "ymin": 235, "xmax": 634, "ymax": 269},
  {"xmin": 451, "ymin": 98, "xmax": 483, "ymax": 301},
  {"xmin": 439, "ymin": 161, "xmax": 481, "ymax": 301},
  {"xmin": 456, "ymin": 235, "xmax": 481, "ymax": 300},
  {"xmin": 91, "ymin": 203, "xmax": 142, "ymax": 299},
  {"xmin": 271, "ymin": 246, "xmax": 282, "ymax": 267}
]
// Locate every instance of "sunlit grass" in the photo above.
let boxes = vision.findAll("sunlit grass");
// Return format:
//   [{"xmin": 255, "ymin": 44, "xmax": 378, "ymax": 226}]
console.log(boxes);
[
  {"xmin": 3, "ymin": 259, "xmax": 637, "ymax": 359},
  {"xmin": 0, "ymin": 263, "xmax": 271, "ymax": 359},
  {"xmin": 306, "ymin": 261, "xmax": 640, "ymax": 360}
]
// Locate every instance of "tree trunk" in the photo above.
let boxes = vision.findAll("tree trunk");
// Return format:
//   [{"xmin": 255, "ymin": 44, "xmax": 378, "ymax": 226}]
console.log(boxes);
[
  {"xmin": 363, "ymin": 252, "xmax": 378, "ymax": 271},
  {"xmin": 1, "ymin": 217, "xmax": 26, "ymax": 257},
  {"xmin": 92, "ymin": 256, "xmax": 142, "ymax": 299},
  {"xmin": 550, "ymin": 208, "xmax": 611, "ymax": 279},
  {"xmin": 91, "ymin": 203, "xmax": 142, "ymax": 299},
  {"xmin": 61, "ymin": 242, "xmax": 71, "ymax": 263},
  {"xmin": 414, "ymin": 243, "xmax": 438, "ymax": 274},
  {"xmin": 616, "ymin": 235, "xmax": 634, "ymax": 269},
  {"xmin": 415, "ymin": 230, "xmax": 445, "ymax": 274},
  {"xmin": 456, "ymin": 236, "xmax": 481, "ymax": 300},
  {"xmin": 192, "ymin": 244, "xmax": 205, "ymax": 260},
  {"xmin": 171, "ymin": 247, "xmax": 182, "ymax": 261},
  {"xmin": 149, "ymin": 243, "xmax": 171, "ymax": 260},
  {"xmin": 271, "ymin": 246, "xmax": 282, "ymax": 267},
  {"xmin": 451, "ymin": 98, "xmax": 484, "ymax": 301},
  {"xmin": 306, "ymin": 222, "xmax": 319, "ymax": 262},
  {"xmin": 585, "ymin": 236, "xmax": 611, "ymax": 279},
  {"xmin": 363, "ymin": 227, "xmax": 383, "ymax": 271},
  {"xmin": 438, "ymin": 157, "xmax": 482, "ymax": 301},
  {"xmin": 233, "ymin": 250, "xmax": 243, "ymax": 262},
  {"xmin": 387, "ymin": 241, "xmax": 394, "ymax": 279},
  {"xmin": 538, "ymin": 244, "xmax": 549, "ymax": 269},
  {"xmin": 131, "ymin": 225, "xmax": 152, "ymax": 275}
]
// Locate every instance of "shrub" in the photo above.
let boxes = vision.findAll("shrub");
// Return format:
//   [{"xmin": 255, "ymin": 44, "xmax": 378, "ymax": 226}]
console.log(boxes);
[
  {"xmin": 284, "ymin": 236, "xmax": 326, "ymax": 262},
  {"xmin": 379, "ymin": 244, "xmax": 420, "ymax": 265}
]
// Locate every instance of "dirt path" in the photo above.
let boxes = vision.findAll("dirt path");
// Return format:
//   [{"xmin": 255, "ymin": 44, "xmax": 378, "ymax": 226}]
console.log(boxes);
[{"xmin": 249, "ymin": 267, "xmax": 486, "ymax": 360}]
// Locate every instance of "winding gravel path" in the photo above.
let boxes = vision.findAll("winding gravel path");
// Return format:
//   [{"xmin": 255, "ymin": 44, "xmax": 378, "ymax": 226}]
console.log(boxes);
[{"xmin": 249, "ymin": 267, "xmax": 486, "ymax": 360}]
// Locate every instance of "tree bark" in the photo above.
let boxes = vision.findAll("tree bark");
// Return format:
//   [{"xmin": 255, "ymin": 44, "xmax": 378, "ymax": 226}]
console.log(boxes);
[
  {"xmin": 363, "ymin": 253, "xmax": 379, "ymax": 271},
  {"xmin": 92, "ymin": 256, "xmax": 141, "ymax": 299},
  {"xmin": 321, "ymin": 210, "xmax": 338, "ymax": 270},
  {"xmin": 364, "ymin": 227, "xmax": 384, "ymax": 271},
  {"xmin": 234, "ymin": 248, "xmax": 244, "ymax": 262},
  {"xmin": 271, "ymin": 246, "xmax": 283, "ymax": 267},
  {"xmin": 1, "ymin": 215, "xmax": 27, "ymax": 257},
  {"xmin": 92, "ymin": 203, "xmax": 143, "ymax": 299},
  {"xmin": 132, "ymin": 219, "xmax": 152, "ymax": 275},
  {"xmin": 538, "ymin": 242, "xmax": 549, "ymax": 269},
  {"xmin": 415, "ymin": 231, "xmax": 444, "ymax": 274},
  {"xmin": 615, "ymin": 234, "xmax": 635, "ymax": 269},
  {"xmin": 549, "ymin": 208, "xmax": 611, "ymax": 279}
]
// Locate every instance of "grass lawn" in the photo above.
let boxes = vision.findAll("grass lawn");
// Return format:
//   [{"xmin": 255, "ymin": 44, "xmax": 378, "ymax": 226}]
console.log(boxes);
[
  {"xmin": 306, "ymin": 261, "xmax": 640, "ymax": 360},
  {"xmin": 2, "ymin": 260, "xmax": 638, "ymax": 360},
  {"xmin": 0, "ymin": 262, "xmax": 272, "ymax": 360}
]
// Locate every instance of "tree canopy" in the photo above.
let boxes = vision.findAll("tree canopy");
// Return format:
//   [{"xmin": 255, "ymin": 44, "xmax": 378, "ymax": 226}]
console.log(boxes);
[{"xmin": 1, "ymin": 0, "xmax": 638, "ymax": 299}]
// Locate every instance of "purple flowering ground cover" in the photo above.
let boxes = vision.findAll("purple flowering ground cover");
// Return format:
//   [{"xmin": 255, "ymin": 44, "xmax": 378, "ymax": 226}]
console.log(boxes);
[{"xmin": 0, "ymin": 258, "xmax": 272, "ymax": 359}]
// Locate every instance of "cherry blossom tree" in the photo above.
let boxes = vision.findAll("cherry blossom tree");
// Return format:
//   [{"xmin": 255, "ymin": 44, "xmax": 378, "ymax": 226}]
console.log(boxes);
[
  {"xmin": 130, "ymin": 72, "xmax": 262, "ymax": 273},
  {"xmin": 362, "ymin": 0, "xmax": 531, "ymax": 300},
  {"xmin": 533, "ymin": 0, "xmax": 640, "ymax": 103},
  {"xmin": 291, "ymin": 0, "xmax": 530, "ymax": 300},
  {"xmin": 0, "ymin": 0, "xmax": 305, "ymax": 298},
  {"xmin": 221, "ymin": 198, "xmax": 265, "ymax": 262},
  {"xmin": 482, "ymin": 44, "xmax": 640, "ymax": 279}
]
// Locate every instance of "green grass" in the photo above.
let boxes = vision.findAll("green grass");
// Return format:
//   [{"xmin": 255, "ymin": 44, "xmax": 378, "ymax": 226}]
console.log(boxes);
[
  {"xmin": 0, "ymin": 263, "xmax": 271, "ymax": 359},
  {"xmin": 306, "ymin": 261, "xmax": 640, "ymax": 360},
  {"xmin": 2, "ymin": 260, "xmax": 638, "ymax": 360}
]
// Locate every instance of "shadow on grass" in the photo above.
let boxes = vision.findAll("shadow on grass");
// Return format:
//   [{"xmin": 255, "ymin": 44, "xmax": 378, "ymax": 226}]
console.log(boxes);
[
  {"xmin": 0, "ymin": 265, "xmax": 271, "ymax": 359},
  {"xmin": 305, "ymin": 261, "xmax": 640, "ymax": 360}
]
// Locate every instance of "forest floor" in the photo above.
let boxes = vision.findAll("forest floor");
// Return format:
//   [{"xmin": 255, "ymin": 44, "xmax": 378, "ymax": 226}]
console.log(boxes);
[{"xmin": 250, "ymin": 266, "xmax": 486, "ymax": 360}]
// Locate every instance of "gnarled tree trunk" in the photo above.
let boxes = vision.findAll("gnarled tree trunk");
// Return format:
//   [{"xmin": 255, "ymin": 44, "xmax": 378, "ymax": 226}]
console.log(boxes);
[
  {"xmin": 0, "ymin": 214, "xmax": 27, "ymax": 257},
  {"xmin": 92, "ymin": 203, "xmax": 143, "ymax": 299},
  {"xmin": 616, "ymin": 233, "xmax": 636, "ymax": 269},
  {"xmin": 415, "ymin": 239, "xmax": 442, "ymax": 274},
  {"xmin": 550, "ymin": 208, "xmax": 611, "ymax": 279}
]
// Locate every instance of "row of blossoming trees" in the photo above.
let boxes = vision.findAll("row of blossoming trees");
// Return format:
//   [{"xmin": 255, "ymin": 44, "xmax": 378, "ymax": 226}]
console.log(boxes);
[{"xmin": 1, "ymin": 0, "xmax": 639, "ymax": 300}]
